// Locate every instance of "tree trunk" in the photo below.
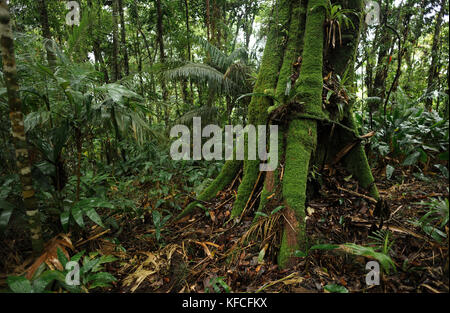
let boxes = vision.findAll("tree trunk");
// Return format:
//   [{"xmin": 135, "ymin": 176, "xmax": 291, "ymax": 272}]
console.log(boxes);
[
  {"xmin": 156, "ymin": 0, "xmax": 169, "ymax": 125},
  {"xmin": 206, "ymin": 0, "xmax": 211, "ymax": 41},
  {"xmin": 88, "ymin": 0, "xmax": 110, "ymax": 83},
  {"xmin": 392, "ymin": 0, "xmax": 413, "ymax": 93},
  {"xmin": 184, "ymin": 0, "xmax": 191, "ymax": 62},
  {"xmin": 0, "ymin": 0, "xmax": 43, "ymax": 254},
  {"xmin": 109, "ymin": 0, "xmax": 126, "ymax": 161},
  {"xmin": 177, "ymin": 0, "xmax": 379, "ymax": 269},
  {"xmin": 425, "ymin": 0, "xmax": 445, "ymax": 111},
  {"xmin": 112, "ymin": 0, "xmax": 121, "ymax": 82},
  {"xmin": 118, "ymin": 0, "xmax": 129, "ymax": 76},
  {"xmin": 37, "ymin": 0, "xmax": 56, "ymax": 67}
]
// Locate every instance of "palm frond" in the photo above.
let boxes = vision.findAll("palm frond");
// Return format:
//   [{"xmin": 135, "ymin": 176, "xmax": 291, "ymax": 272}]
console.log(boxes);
[
  {"xmin": 24, "ymin": 111, "xmax": 51, "ymax": 132},
  {"xmin": 194, "ymin": 36, "xmax": 229, "ymax": 70},
  {"xmin": 166, "ymin": 63, "xmax": 240, "ymax": 95},
  {"xmin": 66, "ymin": 7, "xmax": 95, "ymax": 59}
]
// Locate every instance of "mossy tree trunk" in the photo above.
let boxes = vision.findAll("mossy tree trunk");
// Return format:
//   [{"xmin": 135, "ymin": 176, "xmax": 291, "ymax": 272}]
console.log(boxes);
[{"xmin": 178, "ymin": 0, "xmax": 379, "ymax": 269}]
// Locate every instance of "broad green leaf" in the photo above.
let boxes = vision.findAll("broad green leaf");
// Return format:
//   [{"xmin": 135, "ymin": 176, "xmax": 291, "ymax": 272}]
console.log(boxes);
[
  {"xmin": 60, "ymin": 211, "xmax": 70, "ymax": 232},
  {"xmin": 340, "ymin": 243, "xmax": 396, "ymax": 274},
  {"xmin": 155, "ymin": 199, "xmax": 165, "ymax": 209},
  {"xmin": 215, "ymin": 277, "xmax": 231, "ymax": 293},
  {"xmin": 71, "ymin": 250, "xmax": 86, "ymax": 263},
  {"xmin": 86, "ymin": 272, "xmax": 116, "ymax": 285},
  {"xmin": 92, "ymin": 255, "xmax": 118, "ymax": 272},
  {"xmin": 7, "ymin": 276, "xmax": 33, "ymax": 293},
  {"xmin": 152, "ymin": 210, "xmax": 161, "ymax": 226},
  {"xmin": 71, "ymin": 206, "xmax": 84, "ymax": 228},
  {"xmin": 434, "ymin": 164, "xmax": 449, "ymax": 179},
  {"xmin": 310, "ymin": 244, "xmax": 339, "ymax": 251},
  {"xmin": 80, "ymin": 257, "xmax": 102, "ymax": 276},
  {"xmin": 294, "ymin": 250, "xmax": 308, "ymax": 258},
  {"xmin": 255, "ymin": 211, "xmax": 269, "ymax": 218},
  {"xmin": 76, "ymin": 198, "xmax": 114, "ymax": 209},
  {"xmin": 32, "ymin": 271, "xmax": 65, "ymax": 293},
  {"xmin": 324, "ymin": 284, "xmax": 348, "ymax": 293},
  {"xmin": 0, "ymin": 200, "xmax": 14, "ymax": 231},
  {"xmin": 88, "ymin": 281, "xmax": 113, "ymax": 289},
  {"xmin": 56, "ymin": 247, "xmax": 69, "ymax": 268},
  {"xmin": 402, "ymin": 151, "xmax": 420, "ymax": 166},
  {"xmin": 271, "ymin": 206, "xmax": 284, "ymax": 215},
  {"xmin": 84, "ymin": 207, "xmax": 105, "ymax": 228}
]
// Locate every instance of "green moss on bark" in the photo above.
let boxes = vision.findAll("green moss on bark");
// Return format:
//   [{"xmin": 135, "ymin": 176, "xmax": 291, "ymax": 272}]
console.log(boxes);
[
  {"xmin": 279, "ymin": 118, "xmax": 317, "ymax": 267},
  {"xmin": 278, "ymin": 0, "xmax": 326, "ymax": 268},
  {"xmin": 293, "ymin": 0, "xmax": 326, "ymax": 118},
  {"xmin": 254, "ymin": 127, "xmax": 284, "ymax": 221},
  {"xmin": 274, "ymin": 0, "xmax": 307, "ymax": 103},
  {"xmin": 231, "ymin": 0, "xmax": 293, "ymax": 219}
]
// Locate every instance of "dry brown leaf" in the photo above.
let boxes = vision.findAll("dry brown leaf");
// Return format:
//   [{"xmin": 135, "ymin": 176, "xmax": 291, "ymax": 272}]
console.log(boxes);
[
  {"xmin": 195, "ymin": 241, "xmax": 213, "ymax": 259},
  {"xmin": 282, "ymin": 276, "xmax": 304, "ymax": 285},
  {"xmin": 26, "ymin": 234, "xmax": 73, "ymax": 279},
  {"xmin": 121, "ymin": 244, "xmax": 182, "ymax": 292}
]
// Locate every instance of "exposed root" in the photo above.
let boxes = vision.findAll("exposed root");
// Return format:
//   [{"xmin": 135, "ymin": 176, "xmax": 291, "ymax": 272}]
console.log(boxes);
[{"xmin": 340, "ymin": 114, "xmax": 380, "ymax": 200}]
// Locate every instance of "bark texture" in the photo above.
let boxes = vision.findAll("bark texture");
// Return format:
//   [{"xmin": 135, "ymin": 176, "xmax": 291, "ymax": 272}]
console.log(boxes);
[{"xmin": 0, "ymin": 0, "xmax": 43, "ymax": 253}]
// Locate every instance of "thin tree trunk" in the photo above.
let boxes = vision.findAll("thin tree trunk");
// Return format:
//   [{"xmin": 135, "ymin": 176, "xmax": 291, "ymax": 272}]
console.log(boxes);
[
  {"xmin": 88, "ymin": 0, "xmax": 110, "ymax": 83},
  {"xmin": 0, "ymin": 0, "xmax": 43, "ymax": 253},
  {"xmin": 93, "ymin": 40, "xmax": 110, "ymax": 83},
  {"xmin": 118, "ymin": 0, "xmax": 129, "ymax": 76},
  {"xmin": 425, "ymin": 0, "xmax": 445, "ymax": 111},
  {"xmin": 37, "ymin": 0, "xmax": 56, "ymax": 67},
  {"xmin": 110, "ymin": 0, "xmax": 126, "ymax": 161},
  {"xmin": 156, "ymin": 0, "xmax": 169, "ymax": 125},
  {"xmin": 206, "ymin": 0, "xmax": 211, "ymax": 41},
  {"xmin": 134, "ymin": 30, "xmax": 144, "ymax": 96},
  {"xmin": 112, "ymin": 0, "xmax": 121, "ymax": 82},
  {"xmin": 184, "ymin": 0, "xmax": 191, "ymax": 62},
  {"xmin": 392, "ymin": 1, "xmax": 412, "ymax": 92}
]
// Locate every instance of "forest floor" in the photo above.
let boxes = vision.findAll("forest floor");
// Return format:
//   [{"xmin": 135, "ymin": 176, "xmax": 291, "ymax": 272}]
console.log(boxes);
[
  {"xmin": 97, "ymin": 167, "xmax": 449, "ymax": 293},
  {"xmin": 1, "ymin": 167, "xmax": 448, "ymax": 293}
]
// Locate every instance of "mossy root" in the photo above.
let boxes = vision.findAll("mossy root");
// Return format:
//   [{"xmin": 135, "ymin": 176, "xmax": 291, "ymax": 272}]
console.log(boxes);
[{"xmin": 277, "ymin": 0, "xmax": 326, "ymax": 268}]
